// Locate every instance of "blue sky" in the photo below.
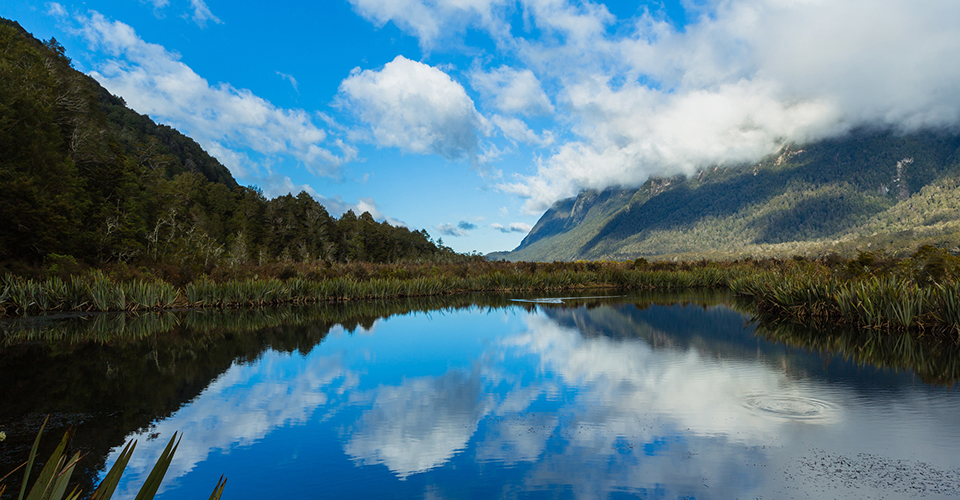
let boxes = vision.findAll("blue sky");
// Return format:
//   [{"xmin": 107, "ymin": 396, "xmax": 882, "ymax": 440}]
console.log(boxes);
[{"xmin": 3, "ymin": 0, "xmax": 959, "ymax": 254}]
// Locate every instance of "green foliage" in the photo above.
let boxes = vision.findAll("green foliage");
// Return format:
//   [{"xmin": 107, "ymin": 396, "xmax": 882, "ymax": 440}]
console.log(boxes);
[
  {"xmin": 0, "ymin": 261, "xmax": 741, "ymax": 318},
  {"xmin": 728, "ymin": 250, "xmax": 960, "ymax": 336},
  {"xmin": 1, "ymin": 417, "xmax": 208, "ymax": 500},
  {"xmin": 0, "ymin": 18, "xmax": 456, "ymax": 271}
]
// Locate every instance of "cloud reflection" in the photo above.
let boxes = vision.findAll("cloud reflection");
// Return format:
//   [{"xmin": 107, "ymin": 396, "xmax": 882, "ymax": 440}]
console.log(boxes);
[
  {"xmin": 105, "ymin": 350, "xmax": 356, "ymax": 498},
  {"xmin": 102, "ymin": 304, "xmax": 960, "ymax": 499},
  {"xmin": 343, "ymin": 369, "xmax": 492, "ymax": 478}
]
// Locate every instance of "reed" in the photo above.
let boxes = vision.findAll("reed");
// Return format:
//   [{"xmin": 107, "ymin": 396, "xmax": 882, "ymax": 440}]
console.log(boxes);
[
  {"xmin": 729, "ymin": 265, "xmax": 960, "ymax": 336},
  {"xmin": 4, "ymin": 257, "xmax": 960, "ymax": 339},
  {"xmin": 0, "ymin": 265, "xmax": 802, "ymax": 319}
]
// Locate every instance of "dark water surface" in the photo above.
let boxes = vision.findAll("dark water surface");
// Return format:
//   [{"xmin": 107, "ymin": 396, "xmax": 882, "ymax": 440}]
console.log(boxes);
[{"xmin": 2, "ymin": 291, "xmax": 960, "ymax": 499}]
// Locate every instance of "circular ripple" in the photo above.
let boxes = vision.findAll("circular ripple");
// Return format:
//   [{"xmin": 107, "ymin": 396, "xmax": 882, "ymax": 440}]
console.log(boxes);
[{"xmin": 743, "ymin": 394, "xmax": 838, "ymax": 422}]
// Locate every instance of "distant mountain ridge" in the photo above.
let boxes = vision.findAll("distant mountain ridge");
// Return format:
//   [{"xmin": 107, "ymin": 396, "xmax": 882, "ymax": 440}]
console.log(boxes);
[
  {"xmin": 497, "ymin": 129, "xmax": 960, "ymax": 261},
  {"xmin": 0, "ymin": 18, "xmax": 237, "ymax": 188}
]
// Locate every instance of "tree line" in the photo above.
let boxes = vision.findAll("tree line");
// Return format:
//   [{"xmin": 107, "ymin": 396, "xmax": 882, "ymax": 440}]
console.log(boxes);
[{"xmin": 0, "ymin": 17, "xmax": 456, "ymax": 276}]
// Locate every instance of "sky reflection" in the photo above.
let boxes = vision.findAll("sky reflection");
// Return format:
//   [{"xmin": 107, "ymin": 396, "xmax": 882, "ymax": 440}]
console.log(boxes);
[{"xmin": 104, "ymin": 302, "xmax": 960, "ymax": 500}]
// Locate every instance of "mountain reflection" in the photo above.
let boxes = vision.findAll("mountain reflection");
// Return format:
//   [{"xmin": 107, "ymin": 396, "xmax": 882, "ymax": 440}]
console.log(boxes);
[
  {"xmin": 56, "ymin": 295, "xmax": 960, "ymax": 499},
  {"xmin": 104, "ymin": 345, "xmax": 357, "ymax": 498}
]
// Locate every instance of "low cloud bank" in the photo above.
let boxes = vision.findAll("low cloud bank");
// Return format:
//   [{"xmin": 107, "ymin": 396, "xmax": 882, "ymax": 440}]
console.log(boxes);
[{"xmin": 349, "ymin": 0, "xmax": 960, "ymax": 212}]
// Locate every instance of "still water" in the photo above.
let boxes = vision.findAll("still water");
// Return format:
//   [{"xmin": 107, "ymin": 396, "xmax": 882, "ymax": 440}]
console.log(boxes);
[{"xmin": 2, "ymin": 292, "xmax": 960, "ymax": 499}]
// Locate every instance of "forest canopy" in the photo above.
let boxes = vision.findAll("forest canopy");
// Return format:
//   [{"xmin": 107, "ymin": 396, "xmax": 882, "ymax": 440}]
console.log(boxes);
[{"xmin": 0, "ymin": 18, "xmax": 456, "ymax": 275}]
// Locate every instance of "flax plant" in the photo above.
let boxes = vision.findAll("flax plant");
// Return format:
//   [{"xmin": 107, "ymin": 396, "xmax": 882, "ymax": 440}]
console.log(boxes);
[{"xmin": 2, "ymin": 417, "xmax": 226, "ymax": 500}]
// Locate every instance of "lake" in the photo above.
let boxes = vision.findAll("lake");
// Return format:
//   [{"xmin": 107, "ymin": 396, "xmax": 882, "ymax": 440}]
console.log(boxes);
[{"xmin": 2, "ymin": 291, "xmax": 960, "ymax": 499}]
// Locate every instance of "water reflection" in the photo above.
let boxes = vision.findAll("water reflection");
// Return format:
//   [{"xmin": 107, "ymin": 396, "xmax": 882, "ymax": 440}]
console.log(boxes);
[
  {"xmin": 3, "ymin": 292, "xmax": 960, "ymax": 499},
  {"xmin": 750, "ymin": 313, "xmax": 960, "ymax": 385},
  {"xmin": 106, "ymin": 346, "xmax": 358, "ymax": 498},
  {"xmin": 344, "ymin": 368, "xmax": 489, "ymax": 478}
]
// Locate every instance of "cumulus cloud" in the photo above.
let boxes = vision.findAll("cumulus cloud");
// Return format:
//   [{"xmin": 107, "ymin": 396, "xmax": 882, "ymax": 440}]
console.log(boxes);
[
  {"xmin": 499, "ymin": 77, "xmax": 839, "ymax": 210},
  {"xmin": 72, "ymin": 11, "xmax": 350, "ymax": 180},
  {"xmin": 471, "ymin": 66, "xmax": 554, "ymax": 116},
  {"xmin": 522, "ymin": 0, "xmax": 960, "ymax": 210},
  {"xmin": 492, "ymin": 115, "xmax": 554, "ymax": 147},
  {"xmin": 490, "ymin": 222, "xmax": 532, "ymax": 234},
  {"xmin": 350, "ymin": 0, "xmax": 960, "ymax": 213},
  {"xmin": 338, "ymin": 56, "xmax": 486, "ymax": 162}
]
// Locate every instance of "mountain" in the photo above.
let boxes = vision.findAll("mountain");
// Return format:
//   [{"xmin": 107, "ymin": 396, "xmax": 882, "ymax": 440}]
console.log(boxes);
[
  {"xmin": 1, "ymin": 17, "xmax": 235, "ymax": 260},
  {"xmin": 0, "ymin": 18, "xmax": 236, "ymax": 186},
  {"xmin": 499, "ymin": 129, "xmax": 960, "ymax": 261},
  {"xmin": 1, "ymin": 17, "xmax": 451, "ymax": 271}
]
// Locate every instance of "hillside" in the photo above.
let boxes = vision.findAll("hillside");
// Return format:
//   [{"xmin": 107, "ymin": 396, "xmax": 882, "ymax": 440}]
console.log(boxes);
[
  {"xmin": 501, "ymin": 129, "xmax": 960, "ymax": 261},
  {"xmin": 1, "ymin": 17, "xmax": 453, "ymax": 272}
]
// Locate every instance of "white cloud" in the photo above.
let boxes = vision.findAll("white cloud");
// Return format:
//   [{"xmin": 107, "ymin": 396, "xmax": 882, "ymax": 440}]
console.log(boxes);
[
  {"xmin": 188, "ymin": 0, "xmax": 221, "ymax": 27},
  {"xmin": 471, "ymin": 66, "xmax": 554, "ymax": 116},
  {"xmin": 276, "ymin": 71, "xmax": 299, "ymax": 94},
  {"xmin": 492, "ymin": 115, "xmax": 554, "ymax": 147},
  {"xmin": 72, "ymin": 12, "xmax": 350, "ymax": 180},
  {"xmin": 349, "ymin": 0, "xmax": 960, "ymax": 213},
  {"xmin": 509, "ymin": 222, "xmax": 532, "ymax": 233},
  {"xmin": 476, "ymin": 142, "xmax": 506, "ymax": 168},
  {"xmin": 500, "ymin": 77, "xmax": 839, "ymax": 211},
  {"xmin": 355, "ymin": 196, "xmax": 407, "ymax": 226},
  {"xmin": 140, "ymin": 0, "xmax": 170, "ymax": 10},
  {"xmin": 520, "ymin": 0, "xmax": 615, "ymax": 50},
  {"xmin": 436, "ymin": 222, "xmax": 468, "ymax": 237},
  {"xmin": 490, "ymin": 222, "xmax": 532, "ymax": 234},
  {"xmin": 347, "ymin": 0, "xmax": 513, "ymax": 49},
  {"xmin": 500, "ymin": 0, "xmax": 960, "ymax": 211},
  {"xmin": 343, "ymin": 370, "xmax": 490, "ymax": 478},
  {"xmin": 105, "ymin": 350, "xmax": 356, "ymax": 498},
  {"xmin": 338, "ymin": 56, "xmax": 485, "ymax": 162},
  {"xmin": 320, "ymin": 194, "xmax": 405, "ymax": 226},
  {"xmin": 46, "ymin": 2, "xmax": 67, "ymax": 17}
]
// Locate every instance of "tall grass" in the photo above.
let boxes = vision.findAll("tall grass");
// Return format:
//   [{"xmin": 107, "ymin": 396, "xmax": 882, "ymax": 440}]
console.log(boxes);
[
  {"xmin": 0, "ymin": 273, "xmax": 178, "ymax": 316},
  {"xmin": 729, "ymin": 265, "xmax": 960, "ymax": 336},
  {"xmin": 2, "ymin": 263, "xmax": 740, "ymax": 319},
  {"xmin": 5, "ymin": 255, "xmax": 960, "ymax": 339}
]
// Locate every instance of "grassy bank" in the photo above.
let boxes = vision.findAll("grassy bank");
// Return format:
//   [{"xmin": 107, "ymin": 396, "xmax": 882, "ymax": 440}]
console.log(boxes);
[
  {"xmin": 4, "ymin": 247, "xmax": 960, "ymax": 339},
  {"xmin": 728, "ymin": 247, "xmax": 960, "ymax": 335},
  {"xmin": 0, "ymin": 260, "xmax": 731, "ymax": 318}
]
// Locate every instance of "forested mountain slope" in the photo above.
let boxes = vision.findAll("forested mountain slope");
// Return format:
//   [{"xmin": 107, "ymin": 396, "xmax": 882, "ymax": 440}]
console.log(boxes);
[
  {"xmin": 1, "ymin": 18, "xmax": 450, "ymax": 271},
  {"xmin": 501, "ymin": 129, "xmax": 960, "ymax": 261}
]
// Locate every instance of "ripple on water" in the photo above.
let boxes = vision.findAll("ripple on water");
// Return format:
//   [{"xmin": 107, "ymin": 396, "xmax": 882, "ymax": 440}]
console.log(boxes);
[{"xmin": 742, "ymin": 394, "xmax": 839, "ymax": 423}]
